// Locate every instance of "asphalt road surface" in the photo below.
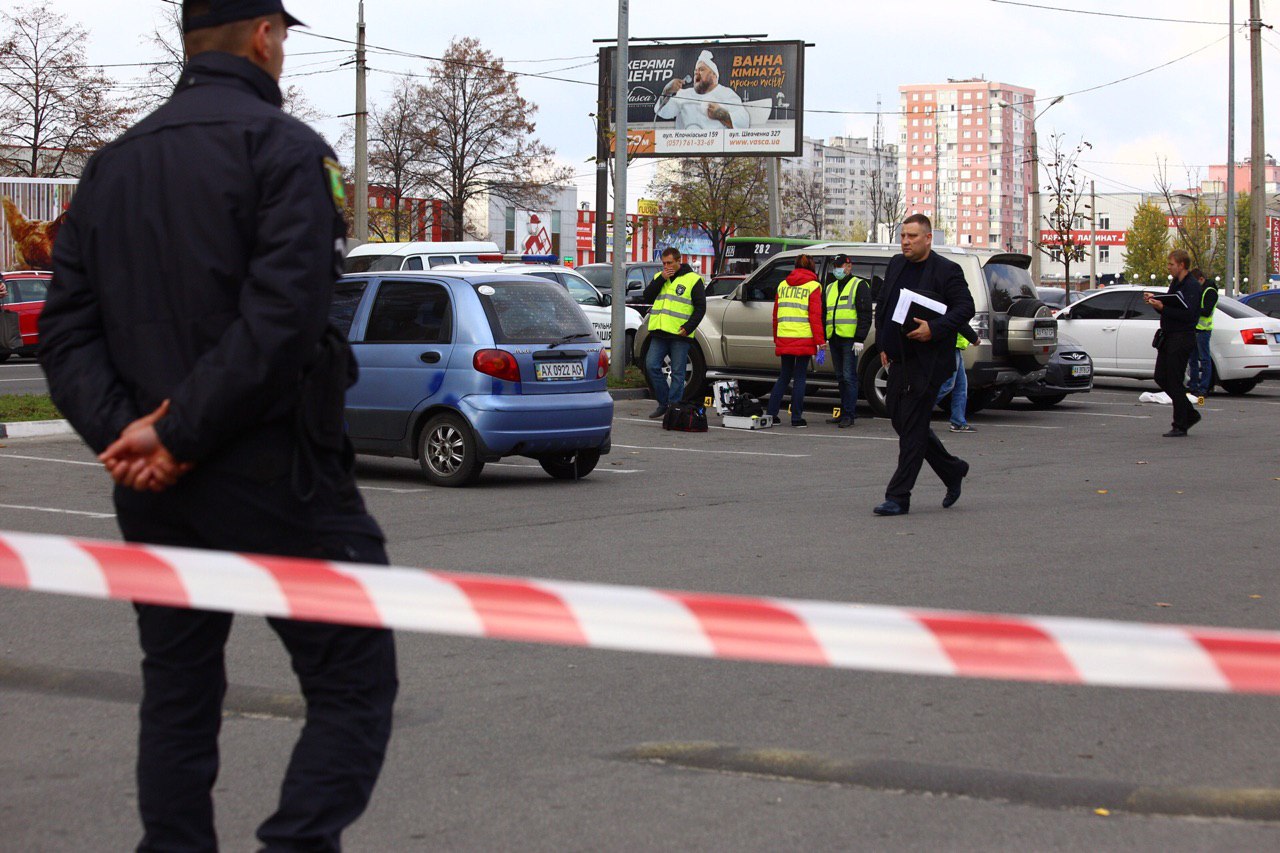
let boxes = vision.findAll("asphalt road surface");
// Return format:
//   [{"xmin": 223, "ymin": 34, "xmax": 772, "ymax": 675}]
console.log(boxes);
[
  {"xmin": 0, "ymin": 358, "xmax": 46, "ymax": 397},
  {"xmin": 3, "ymin": 381, "xmax": 1279, "ymax": 851}
]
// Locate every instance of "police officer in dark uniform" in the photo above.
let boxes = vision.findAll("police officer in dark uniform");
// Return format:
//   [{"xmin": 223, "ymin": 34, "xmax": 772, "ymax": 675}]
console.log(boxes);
[{"xmin": 39, "ymin": 2, "xmax": 398, "ymax": 850}]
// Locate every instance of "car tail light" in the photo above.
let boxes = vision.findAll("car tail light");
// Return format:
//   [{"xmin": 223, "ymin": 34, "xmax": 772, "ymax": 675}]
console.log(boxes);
[
  {"xmin": 473, "ymin": 349, "xmax": 520, "ymax": 381},
  {"xmin": 972, "ymin": 311, "xmax": 989, "ymax": 343},
  {"xmin": 597, "ymin": 347, "xmax": 610, "ymax": 379},
  {"xmin": 1240, "ymin": 328, "xmax": 1269, "ymax": 345}
]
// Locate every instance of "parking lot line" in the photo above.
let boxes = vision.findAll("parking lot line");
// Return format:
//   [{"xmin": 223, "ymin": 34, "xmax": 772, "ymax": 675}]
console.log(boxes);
[
  {"xmin": 612, "ymin": 443, "xmax": 809, "ymax": 458},
  {"xmin": 0, "ymin": 503, "xmax": 115, "ymax": 520},
  {"xmin": 488, "ymin": 462, "xmax": 641, "ymax": 474},
  {"xmin": 0, "ymin": 454, "xmax": 99, "ymax": 467},
  {"xmin": 358, "ymin": 485, "xmax": 433, "ymax": 494},
  {"xmin": 1043, "ymin": 410, "xmax": 1151, "ymax": 420}
]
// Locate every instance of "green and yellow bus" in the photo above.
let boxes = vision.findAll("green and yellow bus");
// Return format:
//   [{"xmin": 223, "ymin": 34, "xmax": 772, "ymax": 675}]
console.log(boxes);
[{"xmin": 717, "ymin": 236, "xmax": 820, "ymax": 277}]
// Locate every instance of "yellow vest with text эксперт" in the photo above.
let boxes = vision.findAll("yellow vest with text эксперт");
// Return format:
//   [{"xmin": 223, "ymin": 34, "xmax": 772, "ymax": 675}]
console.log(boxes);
[
  {"xmin": 647, "ymin": 271, "xmax": 702, "ymax": 335},
  {"xmin": 777, "ymin": 280, "xmax": 820, "ymax": 338}
]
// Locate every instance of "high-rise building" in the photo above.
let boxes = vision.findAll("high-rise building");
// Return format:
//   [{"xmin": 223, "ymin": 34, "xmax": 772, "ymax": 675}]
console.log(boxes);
[
  {"xmin": 898, "ymin": 79, "xmax": 1035, "ymax": 251},
  {"xmin": 780, "ymin": 134, "xmax": 899, "ymax": 239}
]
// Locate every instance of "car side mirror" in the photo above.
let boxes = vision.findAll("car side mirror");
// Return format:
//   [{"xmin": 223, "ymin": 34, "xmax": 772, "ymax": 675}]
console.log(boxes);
[{"xmin": 600, "ymin": 293, "xmax": 612, "ymax": 306}]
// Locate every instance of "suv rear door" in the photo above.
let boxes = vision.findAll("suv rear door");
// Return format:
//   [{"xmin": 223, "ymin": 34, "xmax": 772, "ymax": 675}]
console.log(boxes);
[{"xmin": 722, "ymin": 257, "xmax": 797, "ymax": 368}]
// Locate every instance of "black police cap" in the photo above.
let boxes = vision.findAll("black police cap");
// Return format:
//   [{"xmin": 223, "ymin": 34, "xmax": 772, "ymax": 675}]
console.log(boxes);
[
  {"xmin": 183, "ymin": 0, "xmax": 304, "ymax": 33},
  {"xmin": 832, "ymin": 253, "xmax": 850, "ymax": 265}
]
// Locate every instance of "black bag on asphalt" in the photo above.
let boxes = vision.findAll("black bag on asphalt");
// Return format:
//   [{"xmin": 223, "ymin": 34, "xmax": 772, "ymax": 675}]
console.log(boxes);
[
  {"xmin": 0, "ymin": 309, "xmax": 20, "ymax": 351},
  {"xmin": 662, "ymin": 401, "xmax": 708, "ymax": 432}
]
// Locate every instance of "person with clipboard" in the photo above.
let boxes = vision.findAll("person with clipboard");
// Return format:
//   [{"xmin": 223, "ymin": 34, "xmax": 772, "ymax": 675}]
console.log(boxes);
[
  {"xmin": 872, "ymin": 214, "xmax": 976, "ymax": 516},
  {"xmin": 1144, "ymin": 249, "xmax": 1204, "ymax": 437}
]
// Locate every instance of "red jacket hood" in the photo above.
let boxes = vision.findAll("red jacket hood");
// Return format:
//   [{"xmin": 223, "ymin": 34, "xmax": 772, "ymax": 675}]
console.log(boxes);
[{"xmin": 785, "ymin": 268, "xmax": 819, "ymax": 286}]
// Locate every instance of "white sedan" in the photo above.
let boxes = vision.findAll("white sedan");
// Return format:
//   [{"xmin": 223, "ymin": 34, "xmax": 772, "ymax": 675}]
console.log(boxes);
[
  {"xmin": 434, "ymin": 262, "xmax": 643, "ymax": 350},
  {"xmin": 1054, "ymin": 285, "xmax": 1280, "ymax": 394}
]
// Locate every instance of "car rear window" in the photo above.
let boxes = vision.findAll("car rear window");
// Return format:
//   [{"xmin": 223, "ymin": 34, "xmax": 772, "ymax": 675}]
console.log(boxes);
[
  {"xmin": 474, "ymin": 279, "xmax": 597, "ymax": 344},
  {"xmin": 344, "ymin": 254, "xmax": 400, "ymax": 273},
  {"xmin": 983, "ymin": 263, "xmax": 1037, "ymax": 312},
  {"xmin": 1216, "ymin": 296, "xmax": 1267, "ymax": 319},
  {"xmin": 577, "ymin": 266, "xmax": 612, "ymax": 291}
]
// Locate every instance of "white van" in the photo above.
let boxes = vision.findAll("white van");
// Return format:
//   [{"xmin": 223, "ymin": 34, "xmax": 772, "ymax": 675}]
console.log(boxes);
[{"xmin": 344, "ymin": 240, "xmax": 502, "ymax": 273}]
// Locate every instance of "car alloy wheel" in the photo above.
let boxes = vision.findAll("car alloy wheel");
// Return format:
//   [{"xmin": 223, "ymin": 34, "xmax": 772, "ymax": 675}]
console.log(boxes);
[{"xmin": 418, "ymin": 412, "xmax": 484, "ymax": 486}]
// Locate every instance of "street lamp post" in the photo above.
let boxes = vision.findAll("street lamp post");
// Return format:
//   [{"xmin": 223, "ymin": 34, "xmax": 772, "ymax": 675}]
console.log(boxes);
[{"xmin": 998, "ymin": 95, "xmax": 1064, "ymax": 285}]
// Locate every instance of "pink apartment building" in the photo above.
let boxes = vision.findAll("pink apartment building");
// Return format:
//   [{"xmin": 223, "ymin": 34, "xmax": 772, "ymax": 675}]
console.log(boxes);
[{"xmin": 899, "ymin": 79, "xmax": 1036, "ymax": 252}]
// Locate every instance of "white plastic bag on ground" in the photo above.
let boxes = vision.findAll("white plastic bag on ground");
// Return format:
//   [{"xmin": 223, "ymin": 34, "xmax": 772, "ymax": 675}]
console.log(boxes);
[{"xmin": 1139, "ymin": 391, "xmax": 1172, "ymax": 405}]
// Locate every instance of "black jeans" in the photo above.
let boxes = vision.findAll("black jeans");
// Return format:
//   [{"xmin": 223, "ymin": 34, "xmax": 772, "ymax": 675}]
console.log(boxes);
[
  {"xmin": 885, "ymin": 359, "xmax": 966, "ymax": 506},
  {"xmin": 117, "ymin": 461, "xmax": 398, "ymax": 853},
  {"xmin": 1154, "ymin": 329, "xmax": 1196, "ymax": 430}
]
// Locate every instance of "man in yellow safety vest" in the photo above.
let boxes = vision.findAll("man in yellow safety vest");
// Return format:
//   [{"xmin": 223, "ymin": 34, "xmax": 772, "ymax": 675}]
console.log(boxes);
[
  {"xmin": 823, "ymin": 253, "xmax": 871, "ymax": 428},
  {"xmin": 641, "ymin": 247, "xmax": 707, "ymax": 418}
]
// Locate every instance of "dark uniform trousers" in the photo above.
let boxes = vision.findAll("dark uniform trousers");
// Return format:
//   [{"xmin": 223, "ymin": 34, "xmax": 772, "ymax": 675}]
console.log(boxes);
[
  {"xmin": 885, "ymin": 358, "xmax": 966, "ymax": 507},
  {"xmin": 115, "ymin": 452, "xmax": 398, "ymax": 853},
  {"xmin": 1154, "ymin": 329, "xmax": 1196, "ymax": 431}
]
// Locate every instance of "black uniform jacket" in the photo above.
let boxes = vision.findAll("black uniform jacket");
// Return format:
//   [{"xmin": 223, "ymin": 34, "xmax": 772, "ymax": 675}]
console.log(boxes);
[
  {"xmin": 1157, "ymin": 273, "xmax": 1206, "ymax": 334},
  {"xmin": 41, "ymin": 53, "xmax": 348, "ymax": 473},
  {"xmin": 874, "ymin": 251, "xmax": 976, "ymax": 386}
]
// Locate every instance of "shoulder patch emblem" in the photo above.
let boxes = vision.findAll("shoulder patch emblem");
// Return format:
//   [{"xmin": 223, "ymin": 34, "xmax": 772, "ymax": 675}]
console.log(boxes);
[
  {"xmin": 675, "ymin": 284, "xmax": 686, "ymax": 296},
  {"xmin": 322, "ymin": 157, "xmax": 346, "ymax": 213}
]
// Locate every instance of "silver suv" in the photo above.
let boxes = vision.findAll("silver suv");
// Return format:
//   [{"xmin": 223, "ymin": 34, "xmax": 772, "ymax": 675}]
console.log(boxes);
[{"xmin": 634, "ymin": 243, "xmax": 1057, "ymax": 416}]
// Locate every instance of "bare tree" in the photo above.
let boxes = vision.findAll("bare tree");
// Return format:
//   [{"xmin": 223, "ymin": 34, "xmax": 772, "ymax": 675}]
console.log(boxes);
[
  {"xmin": 878, "ymin": 177, "xmax": 905, "ymax": 236},
  {"xmin": 412, "ymin": 37, "xmax": 572, "ymax": 239},
  {"xmin": 366, "ymin": 78, "xmax": 430, "ymax": 241},
  {"xmin": 1040, "ymin": 133, "xmax": 1092, "ymax": 295},
  {"xmin": 649, "ymin": 156, "xmax": 769, "ymax": 273},
  {"xmin": 1154, "ymin": 158, "xmax": 1216, "ymax": 272},
  {"xmin": 782, "ymin": 168, "xmax": 825, "ymax": 238},
  {"xmin": 135, "ymin": 1, "xmax": 185, "ymax": 111},
  {"xmin": 0, "ymin": 5, "xmax": 134, "ymax": 176}
]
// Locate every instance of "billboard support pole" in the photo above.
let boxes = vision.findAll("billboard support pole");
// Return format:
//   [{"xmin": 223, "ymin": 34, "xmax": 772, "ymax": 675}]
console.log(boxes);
[
  {"xmin": 767, "ymin": 158, "xmax": 782, "ymax": 236},
  {"xmin": 610, "ymin": 1, "xmax": 629, "ymax": 380},
  {"xmin": 595, "ymin": 48, "xmax": 609, "ymax": 264}
]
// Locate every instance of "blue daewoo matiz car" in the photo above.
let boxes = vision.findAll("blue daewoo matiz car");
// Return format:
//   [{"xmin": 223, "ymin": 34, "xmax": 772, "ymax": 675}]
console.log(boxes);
[{"xmin": 331, "ymin": 270, "xmax": 614, "ymax": 486}]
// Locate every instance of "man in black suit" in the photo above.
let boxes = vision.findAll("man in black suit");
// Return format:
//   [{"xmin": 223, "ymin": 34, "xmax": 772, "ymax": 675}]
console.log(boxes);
[{"xmin": 872, "ymin": 214, "xmax": 976, "ymax": 515}]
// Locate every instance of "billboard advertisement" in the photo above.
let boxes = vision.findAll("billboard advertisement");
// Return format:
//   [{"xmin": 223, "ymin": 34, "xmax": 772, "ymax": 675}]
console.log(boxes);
[{"xmin": 602, "ymin": 40, "xmax": 804, "ymax": 158}]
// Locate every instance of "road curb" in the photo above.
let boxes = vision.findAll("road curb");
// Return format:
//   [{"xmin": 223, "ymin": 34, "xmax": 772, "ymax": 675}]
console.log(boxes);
[
  {"xmin": 618, "ymin": 742, "xmax": 1280, "ymax": 822},
  {"xmin": 609, "ymin": 388, "xmax": 650, "ymax": 401},
  {"xmin": 0, "ymin": 419, "xmax": 74, "ymax": 439}
]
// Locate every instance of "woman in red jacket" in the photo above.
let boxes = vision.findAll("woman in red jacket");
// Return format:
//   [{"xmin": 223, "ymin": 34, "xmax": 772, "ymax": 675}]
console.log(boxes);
[{"xmin": 765, "ymin": 254, "xmax": 826, "ymax": 427}]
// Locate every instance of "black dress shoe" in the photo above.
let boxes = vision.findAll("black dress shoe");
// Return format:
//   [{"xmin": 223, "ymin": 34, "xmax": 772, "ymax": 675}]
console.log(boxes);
[
  {"xmin": 873, "ymin": 500, "xmax": 908, "ymax": 516},
  {"xmin": 1162, "ymin": 428, "xmax": 1188, "ymax": 437},
  {"xmin": 648, "ymin": 405, "xmax": 669, "ymax": 419},
  {"xmin": 942, "ymin": 460, "xmax": 970, "ymax": 508},
  {"xmin": 838, "ymin": 417, "xmax": 855, "ymax": 428}
]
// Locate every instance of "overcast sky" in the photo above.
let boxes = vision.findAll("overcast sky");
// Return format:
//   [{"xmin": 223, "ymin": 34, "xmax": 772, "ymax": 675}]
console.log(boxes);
[{"xmin": 35, "ymin": 0, "xmax": 1280, "ymax": 208}]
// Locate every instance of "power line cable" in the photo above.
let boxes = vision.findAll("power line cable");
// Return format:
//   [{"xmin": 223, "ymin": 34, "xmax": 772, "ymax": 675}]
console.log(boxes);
[{"xmin": 989, "ymin": 0, "xmax": 1228, "ymax": 25}]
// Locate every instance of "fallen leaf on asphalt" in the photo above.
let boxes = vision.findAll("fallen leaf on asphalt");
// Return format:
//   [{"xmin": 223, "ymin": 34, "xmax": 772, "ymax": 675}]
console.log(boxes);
[
  {"xmin": 677, "ymin": 492, "xmax": 686, "ymax": 496},
  {"xmin": 1250, "ymin": 594, "xmax": 1262, "ymax": 600},
  {"xmin": 1094, "ymin": 808, "xmax": 1111, "ymax": 817},
  {"xmin": 1135, "ymin": 461, "xmax": 1148, "ymax": 465},
  {"xmin": 1096, "ymin": 489, "xmax": 1109, "ymax": 494},
  {"xmin": 1155, "ymin": 602, "xmax": 1172, "ymax": 607},
  {"xmin": 1175, "ymin": 490, "xmax": 1184, "ymax": 495}
]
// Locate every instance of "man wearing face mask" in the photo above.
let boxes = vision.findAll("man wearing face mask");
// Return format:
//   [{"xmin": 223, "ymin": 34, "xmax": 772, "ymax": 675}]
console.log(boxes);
[{"xmin": 822, "ymin": 254, "xmax": 871, "ymax": 427}]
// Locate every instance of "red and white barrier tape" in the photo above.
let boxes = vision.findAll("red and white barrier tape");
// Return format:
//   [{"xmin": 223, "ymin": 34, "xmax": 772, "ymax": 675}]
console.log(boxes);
[{"xmin": 1, "ymin": 530, "xmax": 1277, "ymax": 694}]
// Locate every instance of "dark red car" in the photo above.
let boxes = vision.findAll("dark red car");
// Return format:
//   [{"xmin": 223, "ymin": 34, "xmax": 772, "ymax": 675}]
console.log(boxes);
[{"xmin": 0, "ymin": 270, "xmax": 51, "ymax": 362}]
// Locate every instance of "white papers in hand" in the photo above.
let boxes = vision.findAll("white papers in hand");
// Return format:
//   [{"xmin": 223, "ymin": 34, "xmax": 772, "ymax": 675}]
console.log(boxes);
[{"xmin": 891, "ymin": 288, "xmax": 949, "ymax": 325}]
